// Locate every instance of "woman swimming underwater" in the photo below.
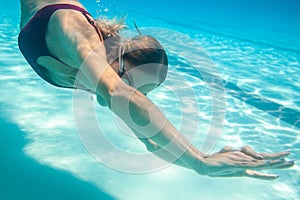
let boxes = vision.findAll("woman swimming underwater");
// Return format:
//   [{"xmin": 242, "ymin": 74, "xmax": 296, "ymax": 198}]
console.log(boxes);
[{"xmin": 18, "ymin": 0, "xmax": 294, "ymax": 179}]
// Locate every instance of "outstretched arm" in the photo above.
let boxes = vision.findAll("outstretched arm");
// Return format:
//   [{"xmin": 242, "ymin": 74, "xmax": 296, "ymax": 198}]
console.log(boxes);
[
  {"xmin": 105, "ymin": 76, "xmax": 293, "ymax": 179},
  {"xmin": 38, "ymin": 54, "xmax": 294, "ymax": 180}
]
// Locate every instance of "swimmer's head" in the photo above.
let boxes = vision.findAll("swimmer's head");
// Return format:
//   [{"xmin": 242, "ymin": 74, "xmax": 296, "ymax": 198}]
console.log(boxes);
[{"xmin": 118, "ymin": 35, "xmax": 168, "ymax": 95}]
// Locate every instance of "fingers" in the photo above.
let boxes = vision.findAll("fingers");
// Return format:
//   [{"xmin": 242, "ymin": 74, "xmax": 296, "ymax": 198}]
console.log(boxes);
[
  {"xmin": 219, "ymin": 145, "xmax": 264, "ymax": 160},
  {"xmin": 37, "ymin": 56, "xmax": 95, "ymax": 90},
  {"xmin": 223, "ymin": 145, "xmax": 291, "ymax": 160},
  {"xmin": 37, "ymin": 56, "xmax": 78, "ymax": 87},
  {"xmin": 241, "ymin": 146, "xmax": 263, "ymax": 160},
  {"xmin": 259, "ymin": 151, "xmax": 291, "ymax": 160},
  {"xmin": 243, "ymin": 159, "xmax": 294, "ymax": 179},
  {"xmin": 271, "ymin": 160, "xmax": 295, "ymax": 169},
  {"xmin": 242, "ymin": 157, "xmax": 291, "ymax": 168},
  {"xmin": 37, "ymin": 56, "xmax": 78, "ymax": 74},
  {"xmin": 244, "ymin": 169, "xmax": 278, "ymax": 180},
  {"xmin": 208, "ymin": 168, "xmax": 279, "ymax": 180},
  {"xmin": 218, "ymin": 146, "xmax": 241, "ymax": 153},
  {"xmin": 240, "ymin": 146, "xmax": 291, "ymax": 160},
  {"xmin": 208, "ymin": 160, "xmax": 291, "ymax": 179}
]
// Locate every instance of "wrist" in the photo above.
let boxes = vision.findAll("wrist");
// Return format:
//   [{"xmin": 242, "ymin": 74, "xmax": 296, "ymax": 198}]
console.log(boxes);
[{"xmin": 191, "ymin": 152, "xmax": 207, "ymax": 175}]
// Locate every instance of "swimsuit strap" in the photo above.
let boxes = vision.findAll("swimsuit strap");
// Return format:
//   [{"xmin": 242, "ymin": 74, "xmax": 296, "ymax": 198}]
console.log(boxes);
[{"xmin": 81, "ymin": 12, "xmax": 104, "ymax": 43}]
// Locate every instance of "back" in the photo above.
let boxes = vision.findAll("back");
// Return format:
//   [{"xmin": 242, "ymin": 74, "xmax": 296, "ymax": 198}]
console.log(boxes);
[{"xmin": 20, "ymin": 0, "xmax": 84, "ymax": 29}]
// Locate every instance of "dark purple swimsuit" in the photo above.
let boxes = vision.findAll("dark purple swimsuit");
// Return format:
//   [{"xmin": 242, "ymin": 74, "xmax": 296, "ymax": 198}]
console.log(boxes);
[{"xmin": 18, "ymin": 4, "xmax": 102, "ymax": 88}]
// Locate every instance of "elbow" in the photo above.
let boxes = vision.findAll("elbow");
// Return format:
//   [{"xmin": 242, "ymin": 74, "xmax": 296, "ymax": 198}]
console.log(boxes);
[
  {"xmin": 98, "ymin": 76, "xmax": 133, "ymax": 108},
  {"xmin": 104, "ymin": 79, "xmax": 148, "ymax": 121},
  {"xmin": 104, "ymin": 80, "xmax": 136, "ymax": 109}
]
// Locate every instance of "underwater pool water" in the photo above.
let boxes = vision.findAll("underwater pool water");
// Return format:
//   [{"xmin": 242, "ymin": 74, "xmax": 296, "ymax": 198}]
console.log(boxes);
[{"xmin": 1, "ymin": 0, "xmax": 299, "ymax": 199}]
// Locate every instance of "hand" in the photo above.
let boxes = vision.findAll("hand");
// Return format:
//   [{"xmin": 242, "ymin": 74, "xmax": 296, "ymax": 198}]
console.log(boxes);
[
  {"xmin": 37, "ymin": 56, "xmax": 92, "ymax": 90},
  {"xmin": 198, "ymin": 146, "xmax": 294, "ymax": 180}
]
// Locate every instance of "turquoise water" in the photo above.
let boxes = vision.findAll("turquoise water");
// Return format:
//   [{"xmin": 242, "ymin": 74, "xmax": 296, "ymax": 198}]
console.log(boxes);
[{"xmin": 1, "ymin": 0, "xmax": 299, "ymax": 199}]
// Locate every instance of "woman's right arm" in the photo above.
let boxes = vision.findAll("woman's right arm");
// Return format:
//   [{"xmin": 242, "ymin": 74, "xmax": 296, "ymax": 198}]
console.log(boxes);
[{"xmin": 99, "ymin": 68, "xmax": 293, "ymax": 179}]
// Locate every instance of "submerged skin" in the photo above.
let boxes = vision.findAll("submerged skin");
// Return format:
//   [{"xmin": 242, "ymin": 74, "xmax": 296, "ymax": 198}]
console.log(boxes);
[{"xmin": 19, "ymin": 0, "xmax": 294, "ymax": 179}]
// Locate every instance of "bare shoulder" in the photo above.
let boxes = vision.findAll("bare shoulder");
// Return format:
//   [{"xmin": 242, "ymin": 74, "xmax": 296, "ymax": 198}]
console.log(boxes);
[{"xmin": 46, "ymin": 8, "xmax": 105, "ymax": 68}]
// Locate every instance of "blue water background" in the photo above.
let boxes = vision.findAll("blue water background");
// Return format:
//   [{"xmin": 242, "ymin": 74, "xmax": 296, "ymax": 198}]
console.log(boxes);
[{"xmin": 1, "ymin": 0, "xmax": 299, "ymax": 199}]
